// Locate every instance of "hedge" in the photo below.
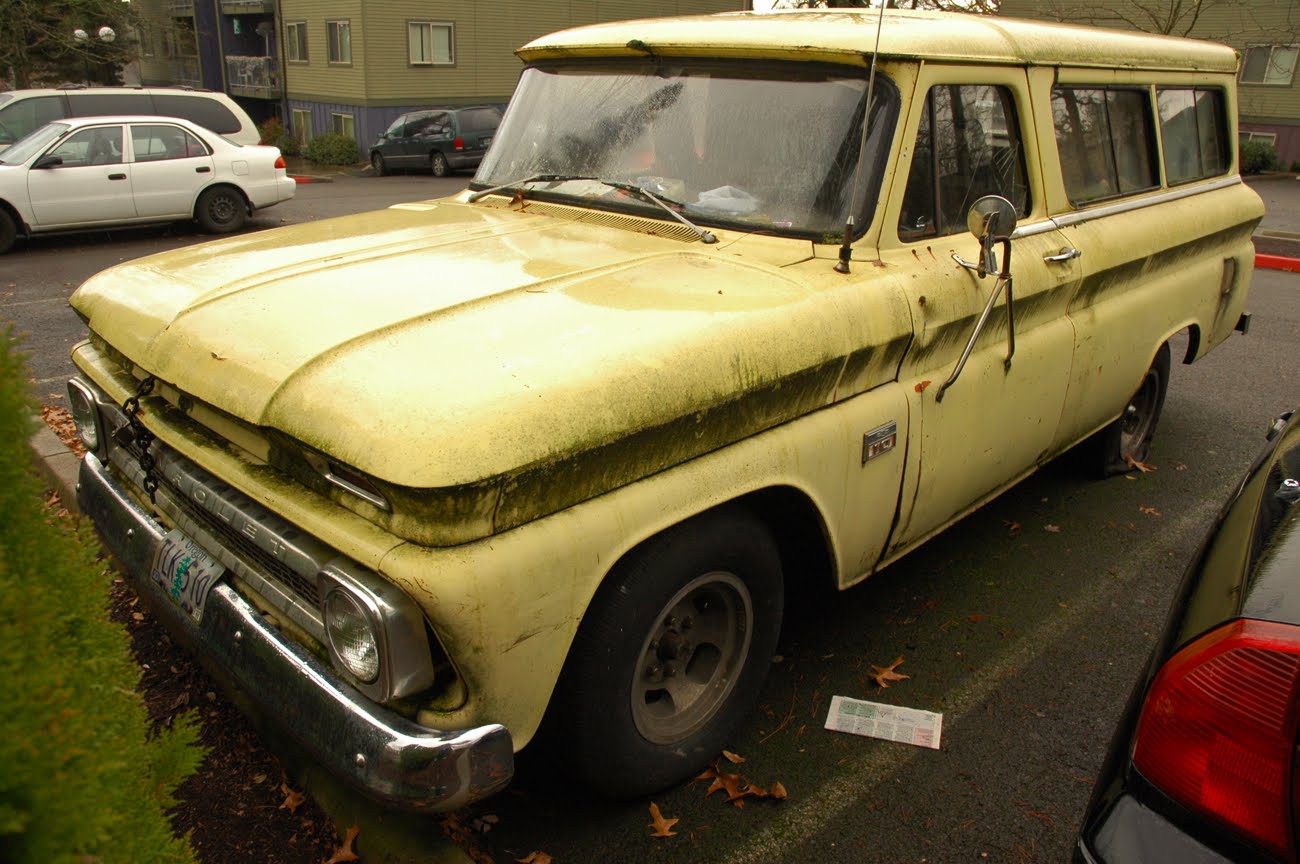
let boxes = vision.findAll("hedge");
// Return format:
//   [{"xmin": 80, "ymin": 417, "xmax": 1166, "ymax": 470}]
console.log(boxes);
[
  {"xmin": 0, "ymin": 328, "xmax": 205, "ymax": 864},
  {"xmin": 303, "ymin": 132, "xmax": 359, "ymax": 166}
]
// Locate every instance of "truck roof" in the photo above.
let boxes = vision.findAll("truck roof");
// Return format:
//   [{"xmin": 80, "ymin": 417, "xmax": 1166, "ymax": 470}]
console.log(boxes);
[{"xmin": 518, "ymin": 8, "xmax": 1238, "ymax": 74}]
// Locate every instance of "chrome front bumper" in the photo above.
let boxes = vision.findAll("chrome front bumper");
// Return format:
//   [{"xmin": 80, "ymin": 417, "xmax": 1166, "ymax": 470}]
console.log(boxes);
[{"xmin": 78, "ymin": 450, "xmax": 514, "ymax": 812}]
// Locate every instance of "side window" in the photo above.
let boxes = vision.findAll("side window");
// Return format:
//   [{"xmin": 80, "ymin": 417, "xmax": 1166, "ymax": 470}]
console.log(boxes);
[
  {"xmin": 1157, "ymin": 88, "xmax": 1228, "ymax": 185},
  {"xmin": 152, "ymin": 95, "xmax": 241, "ymax": 135},
  {"xmin": 899, "ymin": 84, "xmax": 1030, "ymax": 240},
  {"xmin": 461, "ymin": 108, "xmax": 501, "ymax": 133},
  {"xmin": 131, "ymin": 124, "xmax": 208, "ymax": 162},
  {"xmin": 1052, "ymin": 87, "xmax": 1158, "ymax": 206},
  {"xmin": 0, "ymin": 96, "xmax": 68, "ymax": 144},
  {"xmin": 50, "ymin": 126, "xmax": 124, "ymax": 167},
  {"xmin": 68, "ymin": 93, "xmax": 152, "ymax": 116}
]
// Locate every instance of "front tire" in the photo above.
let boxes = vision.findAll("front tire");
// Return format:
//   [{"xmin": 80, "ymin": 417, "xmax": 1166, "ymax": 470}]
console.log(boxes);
[
  {"xmin": 1094, "ymin": 341, "xmax": 1171, "ymax": 475},
  {"xmin": 196, "ymin": 186, "xmax": 247, "ymax": 234},
  {"xmin": 371, "ymin": 151, "xmax": 387, "ymax": 176},
  {"xmin": 0, "ymin": 209, "xmax": 15, "ymax": 255},
  {"xmin": 550, "ymin": 506, "xmax": 783, "ymax": 797},
  {"xmin": 430, "ymin": 152, "xmax": 450, "ymax": 177}
]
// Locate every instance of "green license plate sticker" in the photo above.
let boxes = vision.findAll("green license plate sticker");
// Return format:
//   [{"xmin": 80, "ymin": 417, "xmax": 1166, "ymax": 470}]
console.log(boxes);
[{"xmin": 149, "ymin": 529, "xmax": 225, "ymax": 622}]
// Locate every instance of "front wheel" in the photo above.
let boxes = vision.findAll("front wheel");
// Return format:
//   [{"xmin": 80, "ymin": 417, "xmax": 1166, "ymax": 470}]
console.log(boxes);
[
  {"xmin": 430, "ymin": 152, "xmax": 450, "ymax": 177},
  {"xmin": 1093, "ymin": 341, "xmax": 1171, "ymax": 475},
  {"xmin": 196, "ymin": 186, "xmax": 247, "ymax": 234},
  {"xmin": 371, "ymin": 151, "xmax": 387, "ymax": 176},
  {"xmin": 0, "ymin": 209, "xmax": 15, "ymax": 255},
  {"xmin": 549, "ymin": 506, "xmax": 783, "ymax": 797}
]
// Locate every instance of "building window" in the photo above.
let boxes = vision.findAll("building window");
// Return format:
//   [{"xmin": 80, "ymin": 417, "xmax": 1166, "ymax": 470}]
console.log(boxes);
[
  {"xmin": 291, "ymin": 108, "xmax": 312, "ymax": 144},
  {"xmin": 1240, "ymin": 130, "xmax": 1278, "ymax": 146},
  {"xmin": 331, "ymin": 113, "xmax": 355, "ymax": 139},
  {"xmin": 1240, "ymin": 45, "xmax": 1298, "ymax": 86},
  {"xmin": 286, "ymin": 21, "xmax": 308, "ymax": 63},
  {"xmin": 327, "ymin": 20, "xmax": 351, "ymax": 65},
  {"xmin": 408, "ymin": 21, "xmax": 453, "ymax": 66}
]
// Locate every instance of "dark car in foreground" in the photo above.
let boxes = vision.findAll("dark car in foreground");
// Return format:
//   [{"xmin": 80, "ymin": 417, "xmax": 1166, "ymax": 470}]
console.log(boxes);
[
  {"xmin": 368, "ymin": 105, "xmax": 501, "ymax": 177},
  {"xmin": 1076, "ymin": 409, "xmax": 1300, "ymax": 863}
]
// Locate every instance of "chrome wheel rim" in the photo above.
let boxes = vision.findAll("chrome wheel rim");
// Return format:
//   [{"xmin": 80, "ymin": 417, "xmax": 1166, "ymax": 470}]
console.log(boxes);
[
  {"xmin": 631, "ymin": 571, "xmax": 752, "ymax": 744},
  {"xmin": 1119, "ymin": 369, "xmax": 1160, "ymax": 455}
]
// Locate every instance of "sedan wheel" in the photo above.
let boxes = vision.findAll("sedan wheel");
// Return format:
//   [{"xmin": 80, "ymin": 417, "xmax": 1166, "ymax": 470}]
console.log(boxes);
[
  {"xmin": 196, "ymin": 186, "xmax": 247, "ymax": 234},
  {"xmin": 0, "ymin": 210, "xmax": 15, "ymax": 255}
]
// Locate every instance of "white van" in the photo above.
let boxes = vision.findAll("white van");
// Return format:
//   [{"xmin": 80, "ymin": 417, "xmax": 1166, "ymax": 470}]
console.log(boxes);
[{"xmin": 0, "ymin": 87, "xmax": 258, "ymax": 151}]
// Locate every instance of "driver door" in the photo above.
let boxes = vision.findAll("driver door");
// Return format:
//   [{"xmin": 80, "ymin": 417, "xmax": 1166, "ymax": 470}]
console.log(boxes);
[
  {"xmin": 882, "ymin": 70, "xmax": 1083, "ymax": 555},
  {"xmin": 27, "ymin": 124, "xmax": 136, "ymax": 226}
]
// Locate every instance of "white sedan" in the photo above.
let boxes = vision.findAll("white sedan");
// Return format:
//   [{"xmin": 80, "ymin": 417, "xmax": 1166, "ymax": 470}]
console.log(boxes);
[{"xmin": 0, "ymin": 114, "xmax": 296, "ymax": 253}]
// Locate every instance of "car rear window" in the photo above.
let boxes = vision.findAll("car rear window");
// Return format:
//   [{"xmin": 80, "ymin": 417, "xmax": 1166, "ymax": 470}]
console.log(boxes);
[
  {"xmin": 152, "ymin": 94, "xmax": 242, "ymax": 134},
  {"xmin": 458, "ymin": 107, "xmax": 501, "ymax": 133}
]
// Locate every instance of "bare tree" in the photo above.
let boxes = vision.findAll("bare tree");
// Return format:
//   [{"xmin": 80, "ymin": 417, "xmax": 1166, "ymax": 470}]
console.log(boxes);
[
  {"xmin": 1023, "ymin": 0, "xmax": 1297, "ymax": 40},
  {"xmin": 778, "ymin": 0, "xmax": 1000, "ymax": 13}
]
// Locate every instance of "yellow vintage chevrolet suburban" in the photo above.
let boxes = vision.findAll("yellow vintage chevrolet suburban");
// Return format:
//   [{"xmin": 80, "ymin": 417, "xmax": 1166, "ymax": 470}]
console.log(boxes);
[{"xmin": 66, "ymin": 9, "xmax": 1263, "ymax": 809}]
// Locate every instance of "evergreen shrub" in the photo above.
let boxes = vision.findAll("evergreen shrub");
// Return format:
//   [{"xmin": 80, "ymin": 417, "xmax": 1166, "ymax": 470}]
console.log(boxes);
[
  {"xmin": 0, "ymin": 328, "xmax": 205, "ymax": 864},
  {"xmin": 303, "ymin": 132, "xmax": 359, "ymax": 166}
]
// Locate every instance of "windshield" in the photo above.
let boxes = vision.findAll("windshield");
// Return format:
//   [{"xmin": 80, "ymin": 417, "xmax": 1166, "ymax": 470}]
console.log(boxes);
[
  {"xmin": 474, "ymin": 60, "xmax": 897, "ymax": 239},
  {"xmin": 0, "ymin": 122, "xmax": 69, "ymax": 165}
]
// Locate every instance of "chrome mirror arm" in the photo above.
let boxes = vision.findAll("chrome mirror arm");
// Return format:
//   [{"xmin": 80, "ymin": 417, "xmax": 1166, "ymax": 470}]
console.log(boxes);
[{"xmin": 937, "ymin": 238, "xmax": 1016, "ymax": 403}]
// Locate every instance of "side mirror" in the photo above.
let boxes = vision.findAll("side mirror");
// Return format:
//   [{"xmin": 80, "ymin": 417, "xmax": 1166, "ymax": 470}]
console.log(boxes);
[
  {"xmin": 967, "ymin": 195, "xmax": 1016, "ymax": 277},
  {"xmin": 33, "ymin": 154, "xmax": 64, "ymax": 169}
]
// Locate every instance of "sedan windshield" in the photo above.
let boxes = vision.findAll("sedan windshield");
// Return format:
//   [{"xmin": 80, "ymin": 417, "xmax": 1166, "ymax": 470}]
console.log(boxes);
[
  {"xmin": 0, "ymin": 122, "xmax": 69, "ymax": 165},
  {"xmin": 474, "ymin": 60, "xmax": 897, "ymax": 239}
]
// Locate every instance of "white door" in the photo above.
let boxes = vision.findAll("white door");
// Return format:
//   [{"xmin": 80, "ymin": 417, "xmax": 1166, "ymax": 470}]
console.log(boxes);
[
  {"xmin": 128, "ymin": 123, "xmax": 215, "ymax": 219},
  {"xmin": 27, "ymin": 125, "xmax": 136, "ymax": 226}
]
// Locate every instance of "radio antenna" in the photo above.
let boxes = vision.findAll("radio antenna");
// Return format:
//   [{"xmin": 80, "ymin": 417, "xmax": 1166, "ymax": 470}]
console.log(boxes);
[{"xmin": 834, "ymin": 0, "xmax": 887, "ymax": 274}]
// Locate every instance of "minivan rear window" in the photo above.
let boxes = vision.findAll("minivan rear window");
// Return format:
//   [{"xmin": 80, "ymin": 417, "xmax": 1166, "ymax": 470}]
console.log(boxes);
[{"xmin": 152, "ymin": 94, "xmax": 241, "ymax": 134}]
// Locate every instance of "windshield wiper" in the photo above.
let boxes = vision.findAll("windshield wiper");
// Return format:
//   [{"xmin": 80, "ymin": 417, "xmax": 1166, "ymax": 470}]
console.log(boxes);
[
  {"xmin": 466, "ymin": 174, "xmax": 595, "ymax": 203},
  {"xmin": 468, "ymin": 174, "xmax": 717, "ymax": 244}
]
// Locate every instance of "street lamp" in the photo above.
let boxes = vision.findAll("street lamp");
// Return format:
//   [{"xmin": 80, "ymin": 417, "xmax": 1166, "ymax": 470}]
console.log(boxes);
[{"xmin": 73, "ymin": 26, "xmax": 116, "ymax": 85}]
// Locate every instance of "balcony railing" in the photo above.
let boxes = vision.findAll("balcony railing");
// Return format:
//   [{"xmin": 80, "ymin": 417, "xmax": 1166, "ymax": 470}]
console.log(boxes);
[
  {"xmin": 166, "ymin": 56, "xmax": 202, "ymax": 88},
  {"xmin": 168, "ymin": 1, "xmax": 195, "ymax": 14},
  {"xmin": 225, "ymin": 55, "xmax": 278, "ymax": 99},
  {"xmin": 220, "ymin": 0, "xmax": 275, "ymax": 13}
]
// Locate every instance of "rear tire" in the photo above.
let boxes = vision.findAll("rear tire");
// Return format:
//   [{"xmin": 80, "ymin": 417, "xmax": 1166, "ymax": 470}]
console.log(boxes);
[
  {"xmin": 430, "ymin": 152, "xmax": 450, "ymax": 177},
  {"xmin": 549, "ymin": 506, "xmax": 783, "ymax": 797},
  {"xmin": 196, "ymin": 186, "xmax": 247, "ymax": 234},
  {"xmin": 0, "ymin": 209, "xmax": 15, "ymax": 255},
  {"xmin": 1093, "ymin": 341, "xmax": 1171, "ymax": 475}
]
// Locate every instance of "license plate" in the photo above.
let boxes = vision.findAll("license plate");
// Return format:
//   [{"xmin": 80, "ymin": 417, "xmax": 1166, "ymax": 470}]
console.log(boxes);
[{"xmin": 149, "ymin": 529, "xmax": 225, "ymax": 622}]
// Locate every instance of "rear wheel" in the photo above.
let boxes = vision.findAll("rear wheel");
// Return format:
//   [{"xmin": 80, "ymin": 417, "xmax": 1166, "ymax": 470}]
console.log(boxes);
[
  {"xmin": 196, "ymin": 186, "xmax": 247, "ymax": 234},
  {"xmin": 1094, "ymin": 341, "xmax": 1171, "ymax": 475},
  {"xmin": 549, "ymin": 506, "xmax": 783, "ymax": 797},
  {"xmin": 0, "ymin": 209, "xmax": 15, "ymax": 255},
  {"xmin": 430, "ymin": 152, "xmax": 450, "ymax": 177},
  {"xmin": 371, "ymin": 151, "xmax": 387, "ymax": 176}
]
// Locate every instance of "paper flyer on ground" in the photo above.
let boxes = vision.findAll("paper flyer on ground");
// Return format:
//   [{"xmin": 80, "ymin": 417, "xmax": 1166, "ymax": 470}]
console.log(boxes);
[{"xmin": 824, "ymin": 695, "xmax": 943, "ymax": 749}]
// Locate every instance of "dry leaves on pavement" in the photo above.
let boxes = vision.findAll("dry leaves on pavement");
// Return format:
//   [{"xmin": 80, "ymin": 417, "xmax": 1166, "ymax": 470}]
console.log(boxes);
[
  {"xmin": 870, "ymin": 656, "xmax": 910, "ymax": 689},
  {"xmin": 647, "ymin": 802, "xmax": 680, "ymax": 837}
]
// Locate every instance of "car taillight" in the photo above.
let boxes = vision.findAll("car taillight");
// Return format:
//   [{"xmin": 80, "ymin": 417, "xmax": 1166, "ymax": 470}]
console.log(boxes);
[
  {"xmin": 453, "ymin": 136, "xmax": 464, "ymax": 151},
  {"xmin": 1133, "ymin": 619, "xmax": 1300, "ymax": 859},
  {"xmin": 274, "ymin": 155, "xmax": 286, "ymax": 169}
]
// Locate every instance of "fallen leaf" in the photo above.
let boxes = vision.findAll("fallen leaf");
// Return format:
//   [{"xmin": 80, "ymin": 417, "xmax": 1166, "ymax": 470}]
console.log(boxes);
[
  {"xmin": 278, "ymin": 783, "xmax": 305, "ymax": 813},
  {"xmin": 1139, "ymin": 505, "xmax": 1162, "ymax": 517},
  {"xmin": 870, "ymin": 656, "xmax": 910, "ymax": 688},
  {"xmin": 647, "ymin": 802, "xmax": 679, "ymax": 837},
  {"xmin": 968, "ymin": 613, "xmax": 985, "ymax": 623},
  {"xmin": 721, "ymin": 750, "xmax": 746, "ymax": 764},
  {"xmin": 1004, "ymin": 520, "xmax": 1021, "ymax": 536},
  {"xmin": 769, "ymin": 781, "xmax": 789, "ymax": 800},
  {"xmin": 516, "ymin": 853, "xmax": 554, "ymax": 864},
  {"xmin": 915, "ymin": 380, "xmax": 932, "ymax": 393},
  {"xmin": 324, "ymin": 824, "xmax": 360, "ymax": 863},
  {"xmin": 1044, "ymin": 524, "xmax": 1061, "ymax": 533},
  {"xmin": 1125, "ymin": 455, "xmax": 1156, "ymax": 473}
]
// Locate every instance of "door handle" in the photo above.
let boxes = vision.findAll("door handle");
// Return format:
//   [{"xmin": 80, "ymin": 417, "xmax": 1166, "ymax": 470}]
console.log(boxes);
[
  {"xmin": 108, "ymin": 173, "xmax": 126, "ymax": 180},
  {"xmin": 195, "ymin": 166, "xmax": 211, "ymax": 173},
  {"xmin": 1043, "ymin": 247, "xmax": 1082, "ymax": 263}
]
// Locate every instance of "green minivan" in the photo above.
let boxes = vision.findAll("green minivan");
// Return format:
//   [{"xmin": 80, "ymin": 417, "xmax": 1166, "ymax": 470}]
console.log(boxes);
[{"xmin": 368, "ymin": 105, "xmax": 501, "ymax": 177}]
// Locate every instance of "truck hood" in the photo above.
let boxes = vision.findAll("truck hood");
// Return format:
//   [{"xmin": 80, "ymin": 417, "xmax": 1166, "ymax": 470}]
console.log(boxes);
[{"xmin": 72, "ymin": 198, "xmax": 911, "ymax": 543}]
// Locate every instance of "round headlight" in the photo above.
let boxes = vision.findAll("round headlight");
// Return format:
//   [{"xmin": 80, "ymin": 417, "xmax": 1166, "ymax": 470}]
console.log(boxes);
[
  {"xmin": 324, "ymin": 590, "xmax": 380, "ymax": 683},
  {"xmin": 66, "ymin": 380, "xmax": 100, "ymax": 452}
]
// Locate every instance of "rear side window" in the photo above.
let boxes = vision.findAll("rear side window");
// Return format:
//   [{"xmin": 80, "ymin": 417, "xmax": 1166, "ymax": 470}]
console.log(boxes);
[
  {"xmin": 1157, "ymin": 88, "xmax": 1228, "ymax": 185},
  {"xmin": 68, "ymin": 92, "xmax": 153, "ymax": 116},
  {"xmin": 1052, "ymin": 87, "xmax": 1158, "ymax": 206},
  {"xmin": 152, "ymin": 94, "xmax": 241, "ymax": 134},
  {"xmin": 458, "ymin": 108, "xmax": 501, "ymax": 133},
  {"xmin": 0, "ymin": 95, "xmax": 68, "ymax": 143},
  {"xmin": 899, "ymin": 84, "xmax": 1030, "ymax": 240},
  {"xmin": 132, "ymin": 124, "xmax": 209, "ymax": 162}
]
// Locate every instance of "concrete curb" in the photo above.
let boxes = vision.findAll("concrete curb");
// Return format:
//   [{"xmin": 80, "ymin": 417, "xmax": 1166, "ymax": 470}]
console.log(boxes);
[
  {"xmin": 290, "ymin": 174, "xmax": 334, "ymax": 184},
  {"xmin": 1257, "ymin": 253, "xmax": 1300, "ymax": 272},
  {"xmin": 29, "ymin": 422, "xmax": 81, "ymax": 512}
]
